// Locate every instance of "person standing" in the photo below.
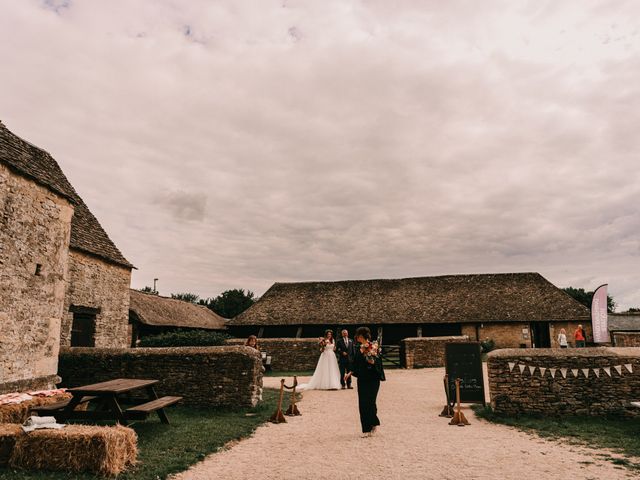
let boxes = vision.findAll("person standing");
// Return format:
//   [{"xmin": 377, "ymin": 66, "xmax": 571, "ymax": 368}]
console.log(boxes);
[
  {"xmin": 351, "ymin": 326, "xmax": 385, "ymax": 437},
  {"xmin": 557, "ymin": 328, "xmax": 568, "ymax": 348},
  {"xmin": 336, "ymin": 329, "xmax": 354, "ymax": 389},
  {"xmin": 574, "ymin": 325, "xmax": 586, "ymax": 348}
]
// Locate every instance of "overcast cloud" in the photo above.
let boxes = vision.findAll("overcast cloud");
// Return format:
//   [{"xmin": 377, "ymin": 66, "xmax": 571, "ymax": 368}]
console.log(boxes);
[{"xmin": 1, "ymin": 0, "xmax": 638, "ymax": 308}]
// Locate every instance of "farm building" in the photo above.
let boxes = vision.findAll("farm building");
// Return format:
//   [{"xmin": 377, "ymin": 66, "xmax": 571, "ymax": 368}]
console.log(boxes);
[
  {"xmin": 129, "ymin": 289, "xmax": 227, "ymax": 346},
  {"xmin": 228, "ymin": 272, "xmax": 591, "ymax": 348},
  {"xmin": 0, "ymin": 121, "xmax": 133, "ymax": 392},
  {"xmin": 609, "ymin": 313, "xmax": 640, "ymax": 346}
]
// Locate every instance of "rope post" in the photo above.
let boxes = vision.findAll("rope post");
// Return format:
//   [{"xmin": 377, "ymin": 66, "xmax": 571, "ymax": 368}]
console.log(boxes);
[
  {"xmin": 439, "ymin": 374, "xmax": 454, "ymax": 418},
  {"xmin": 448, "ymin": 378, "xmax": 470, "ymax": 426},
  {"xmin": 285, "ymin": 376, "xmax": 301, "ymax": 416},
  {"xmin": 269, "ymin": 379, "xmax": 287, "ymax": 424}
]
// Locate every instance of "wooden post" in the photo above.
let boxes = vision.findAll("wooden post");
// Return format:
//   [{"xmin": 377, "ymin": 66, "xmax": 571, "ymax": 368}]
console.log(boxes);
[
  {"xmin": 448, "ymin": 378, "xmax": 470, "ymax": 426},
  {"xmin": 269, "ymin": 379, "xmax": 287, "ymax": 423},
  {"xmin": 285, "ymin": 376, "xmax": 301, "ymax": 416},
  {"xmin": 439, "ymin": 374, "xmax": 454, "ymax": 418}
]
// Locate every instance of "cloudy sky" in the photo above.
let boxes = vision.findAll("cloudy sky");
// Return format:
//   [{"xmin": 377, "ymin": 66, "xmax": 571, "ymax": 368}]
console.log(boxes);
[{"xmin": 1, "ymin": 0, "xmax": 638, "ymax": 308}]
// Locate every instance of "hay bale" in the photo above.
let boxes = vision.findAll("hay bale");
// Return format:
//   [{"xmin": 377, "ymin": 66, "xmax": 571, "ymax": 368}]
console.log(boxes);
[
  {"xmin": 0, "ymin": 424, "xmax": 23, "ymax": 467},
  {"xmin": 0, "ymin": 394, "xmax": 73, "ymax": 424},
  {"xmin": 10, "ymin": 424, "xmax": 137, "ymax": 476}
]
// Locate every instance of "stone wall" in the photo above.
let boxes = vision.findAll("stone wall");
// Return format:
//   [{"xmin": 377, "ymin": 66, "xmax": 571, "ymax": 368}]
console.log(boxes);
[
  {"xmin": 461, "ymin": 321, "xmax": 593, "ymax": 349},
  {"xmin": 613, "ymin": 332, "xmax": 640, "ymax": 347},
  {"xmin": 488, "ymin": 347, "xmax": 640, "ymax": 416},
  {"xmin": 227, "ymin": 338, "xmax": 321, "ymax": 371},
  {"xmin": 61, "ymin": 250, "xmax": 131, "ymax": 348},
  {"xmin": 0, "ymin": 164, "xmax": 73, "ymax": 393},
  {"xmin": 401, "ymin": 336, "xmax": 470, "ymax": 368},
  {"xmin": 58, "ymin": 346, "xmax": 263, "ymax": 407}
]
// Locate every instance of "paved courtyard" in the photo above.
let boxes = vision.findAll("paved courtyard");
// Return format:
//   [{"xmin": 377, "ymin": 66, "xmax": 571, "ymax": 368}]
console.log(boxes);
[{"xmin": 175, "ymin": 369, "xmax": 635, "ymax": 480}]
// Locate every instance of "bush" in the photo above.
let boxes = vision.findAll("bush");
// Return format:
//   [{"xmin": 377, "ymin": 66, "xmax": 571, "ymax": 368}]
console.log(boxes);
[
  {"xmin": 138, "ymin": 330, "xmax": 231, "ymax": 348},
  {"xmin": 480, "ymin": 338, "xmax": 496, "ymax": 353}
]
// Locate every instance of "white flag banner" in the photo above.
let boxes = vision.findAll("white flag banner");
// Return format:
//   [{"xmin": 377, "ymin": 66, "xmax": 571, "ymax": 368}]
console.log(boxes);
[
  {"xmin": 539, "ymin": 367, "xmax": 547, "ymax": 377},
  {"xmin": 581, "ymin": 368, "xmax": 590, "ymax": 378},
  {"xmin": 528, "ymin": 365, "xmax": 536, "ymax": 375},
  {"xmin": 571, "ymin": 369, "xmax": 579, "ymax": 378},
  {"xmin": 604, "ymin": 367, "xmax": 612, "ymax": 377},
  {"xmin": 625, "ymin": 364, "xmax": 633, "ymax": 373},
  {"xmin": 593, "ymin": 368, "xmax": 600, "ymax": 378},
  {"xmin": 615, "ymin": 365, "xmax": 623, "ymax": 376},
  {"xmin": 518, "ymin": 364, "xmax": 526, "ymax": 374},
  {"xmin": 549, "ymin": 368, "xmax": 557, "ymax": 378},
  {"xmin": 560, "ymin": 368, "xmax": 568, "ymax": 379},
  {"xmin": 508, "ymin": 362, "xmax": 516, "ymax": 372},
  {"xmin": 591, "ymin": 284, "xmax": 609, "ymax": 343}
]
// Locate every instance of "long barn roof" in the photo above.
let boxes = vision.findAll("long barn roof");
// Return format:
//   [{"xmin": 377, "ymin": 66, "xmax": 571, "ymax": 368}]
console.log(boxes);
[
  {"xmin": 0, "ymin": 121, "xmax": 133, "ymax": 268},
  {"xmin": 229, "ymin": 272, "xmax": 590, "ymax": 326}
]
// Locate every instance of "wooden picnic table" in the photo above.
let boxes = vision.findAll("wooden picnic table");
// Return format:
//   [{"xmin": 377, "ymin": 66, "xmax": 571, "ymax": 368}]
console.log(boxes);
[{"xmin": 32, "ymin": 378, "xmax": 181, "ymax": 425}]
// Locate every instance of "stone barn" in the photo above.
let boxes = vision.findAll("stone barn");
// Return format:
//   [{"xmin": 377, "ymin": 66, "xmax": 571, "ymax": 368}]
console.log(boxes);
[
  {"xmin": 0, "ymin": 121, "xmax": 133, "ymax": 392},
  {"xmin": 129, "ymin": 289, "xmax": 227, "ymax": 346},
  {"xmin": 227, "ymin": 272, "xmax": 591, "ymax": 349}
]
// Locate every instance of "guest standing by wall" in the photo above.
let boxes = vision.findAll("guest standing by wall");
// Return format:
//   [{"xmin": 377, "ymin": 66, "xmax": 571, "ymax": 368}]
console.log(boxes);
[
  {"xmin": 574, "ymin": 325, "xmax": 586, "ymax": 348},
  {"xmin": 557, "ymin": 328, "xmax": 568, "ymax": 348}
]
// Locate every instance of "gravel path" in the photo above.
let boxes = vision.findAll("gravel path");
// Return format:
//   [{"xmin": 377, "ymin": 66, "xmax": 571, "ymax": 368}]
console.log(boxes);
[{"xmin": 175, "ymin": 369, "xmax": 635, "ymax": 480}]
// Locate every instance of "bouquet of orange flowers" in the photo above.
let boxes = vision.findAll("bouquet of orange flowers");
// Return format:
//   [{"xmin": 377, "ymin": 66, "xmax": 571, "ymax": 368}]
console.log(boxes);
[
  {"xmin": 360, "ymin": 340, "xmax": 380, "ymax": 360},
  {"xmin": 318, "ymin": 338, "xmax": 327, "ymax": 352}
]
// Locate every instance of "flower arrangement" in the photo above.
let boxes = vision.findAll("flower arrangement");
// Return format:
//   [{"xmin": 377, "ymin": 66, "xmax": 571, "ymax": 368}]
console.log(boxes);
[
  {"xmin": 318, "ymin": 338, "xmax": 327, "ymax": 352},
  {"xmin": 360, "ymin": 340, "xmax": 379, "ymax": 360}
]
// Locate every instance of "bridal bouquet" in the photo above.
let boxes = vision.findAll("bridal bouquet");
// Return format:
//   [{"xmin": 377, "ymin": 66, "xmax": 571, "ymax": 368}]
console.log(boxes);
[
  {"xmin": 318, "ymin": 338, "xmax": 327, "ymax": 352},
  {"xmin": 360, "ymin": 340, "xmax": 380, "ymax": 360}
]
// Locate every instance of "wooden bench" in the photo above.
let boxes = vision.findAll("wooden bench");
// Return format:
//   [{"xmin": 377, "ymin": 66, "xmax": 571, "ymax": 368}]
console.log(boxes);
[
  {"xmin": 30, "ymin": 396, "xmax": 97, "ymax": 414},
  {"xmin": 125, "ymin": 396, "xmax": 182, "ymax": 424}
]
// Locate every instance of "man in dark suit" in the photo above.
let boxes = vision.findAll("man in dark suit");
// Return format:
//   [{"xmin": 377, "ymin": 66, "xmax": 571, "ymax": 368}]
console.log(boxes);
[
  {"xmin": 336, "ymin": 329, "xmax": 354, "ymax": 389},
  {"xmin": 351, "ymin": 326, "xmax": 385, "ymax": 437}
]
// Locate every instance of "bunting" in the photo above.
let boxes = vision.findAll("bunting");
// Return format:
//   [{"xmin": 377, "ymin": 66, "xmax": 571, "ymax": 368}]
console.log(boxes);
[
  {"xmin": 571, "ymin": 369, "xmax": 579, "ymax": 378},
  {"xmin": 528, "ymin": 365, "xmax": 536, "ymax": 375},
  {"xmin": 549, "ymin": 368, "xmax": 557, "ymax": 378},
  {"xmin": 581, "ymin": 368, "xmax": 590, "ymax": 378},
  {"xmin": 506, "ymin": 362, "xmax": 635, "ymax": 381},
  {"xmin": 604, "ymin": 367, "xmax": 612, "ymax": 377},
  {"xmin": 625, "ymin": 364, "xmax": 633, "ymax": 373}
]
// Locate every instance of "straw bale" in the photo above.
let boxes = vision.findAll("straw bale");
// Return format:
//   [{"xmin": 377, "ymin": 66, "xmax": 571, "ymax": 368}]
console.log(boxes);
[
  {"xmin": 0, "ymin": 424, "xmax": 23, "ymax": 466},
  {"xmin": 9, "ymin": 424, "xmax": 137, "ymax": 476}
]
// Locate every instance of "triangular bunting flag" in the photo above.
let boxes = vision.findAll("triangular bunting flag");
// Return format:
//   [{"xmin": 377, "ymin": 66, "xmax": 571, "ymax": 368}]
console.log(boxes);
[
  {"xmin": 571, "ymin": 369, "xmax": 579, "ymax": 378},
  {"xmin": 603, "ymin": 367, "xmax": 612, "ymax": 377},
  {"xmin": 508, "ymin": 362, "xmax": 516, "ymax": 372},
  {"xmin": 518, "ymin": 364, "xmax": 526, "ymax": 374},
  {"xmin": 549, "ymin": 368, "xmax": 557, "ymax": 378},
  {"xmin": 560, "ymin": 368, "xmax": 568, "ymax": 378},
  {"xmin": 593, "ymin": 368, "xmax": 600, "ymax": 378},
  {"xmin": 581, "ymin": 368, "xmax": 590, "ymax": 378},
  {"xmin": 539, "ymin": 367, "xmax": 547, "ymax": 377},
  {"xmin": 528, "ymin": 365, "xmax": 536, "ymax": 375},
  {"xmin": 615, "ymin": 365, "xmax": 623, "ymax": 375},
  {"xmin": 625, "ymin": 364, "xmax": 633, "ymax": 373}
]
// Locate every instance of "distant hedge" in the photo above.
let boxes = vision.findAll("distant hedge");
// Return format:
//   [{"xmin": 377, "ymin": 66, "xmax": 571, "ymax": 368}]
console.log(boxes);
[{"xmin": 138, "ymin": 330, "xmax": 232, "ymax": 348}]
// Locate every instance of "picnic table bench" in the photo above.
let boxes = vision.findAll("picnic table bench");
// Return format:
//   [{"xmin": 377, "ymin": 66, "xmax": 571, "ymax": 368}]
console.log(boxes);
[{"xmin": 31, "ymin": 379, "xmax": 182, "ymax": 425}]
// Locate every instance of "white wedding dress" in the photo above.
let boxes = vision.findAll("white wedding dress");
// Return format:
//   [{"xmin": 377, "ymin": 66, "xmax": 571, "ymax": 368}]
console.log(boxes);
[{"xmin": 300, "ymin": 341, "xmax": 342, "ymax": 390}]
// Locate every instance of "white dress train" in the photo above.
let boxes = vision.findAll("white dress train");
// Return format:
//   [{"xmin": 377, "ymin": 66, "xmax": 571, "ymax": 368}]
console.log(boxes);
[{"xmin": 300, "ymin": 341, "xmax": 342, "ymax": 390}]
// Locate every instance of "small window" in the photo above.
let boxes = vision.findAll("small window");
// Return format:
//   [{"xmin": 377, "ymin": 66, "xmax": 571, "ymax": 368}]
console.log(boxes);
[{"xmin": 71, "ymin": 312, "xmax": 96, "ymax": 347}]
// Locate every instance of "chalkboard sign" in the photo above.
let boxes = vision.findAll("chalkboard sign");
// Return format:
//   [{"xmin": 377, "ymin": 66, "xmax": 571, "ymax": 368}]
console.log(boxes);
[{"xmin": 445, "ymin": 342, "xmax": 485, "ymax": 405}]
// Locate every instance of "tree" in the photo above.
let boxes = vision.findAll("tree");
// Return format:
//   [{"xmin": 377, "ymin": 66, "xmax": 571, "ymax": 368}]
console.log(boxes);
[
  {"xmin": 562, "ymin": 287, "xmax": 615, "ymax": 313},
  {"xmin": 624, "ymin": 307, "xmax": 640, "ymax": 313},
  {"xmin": 170, "ymin": 292, "xmax": 200, "ymax": 304},
  {"xmin": 204, "ymin": 289, "xmax": 257, "ymax": 319},
  {"xmin": 139, "ymin": 286, "xmax": 158, "ymax": 295}
]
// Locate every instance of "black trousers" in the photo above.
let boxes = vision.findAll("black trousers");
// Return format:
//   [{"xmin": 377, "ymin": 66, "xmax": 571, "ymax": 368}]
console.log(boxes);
[
  {"xmin": 357, "ymin": 377, "xmax": 380, "ymax": 433},
  {"xmin": 339, "ymin": 361, "xmax": 351, "ymax": 387}
]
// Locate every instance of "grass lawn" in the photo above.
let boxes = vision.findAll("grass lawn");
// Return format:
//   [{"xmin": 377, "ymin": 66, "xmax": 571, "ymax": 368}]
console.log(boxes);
[
  {"xmin": 473, "ymin": 405, "xmax": 640, "ymax": 470},
  {"xmin": 0, "ymin": 389, "xmax": 280, "ymax": 480},
  {"xmin": 264, "ymin": 370, "xmax": 313, "ymax": 377}
]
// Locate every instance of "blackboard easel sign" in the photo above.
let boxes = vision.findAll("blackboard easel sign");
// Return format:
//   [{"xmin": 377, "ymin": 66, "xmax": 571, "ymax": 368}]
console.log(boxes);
[{"xmin": 445, "ymin": 342, "xmax": 486, "ymax": 405}]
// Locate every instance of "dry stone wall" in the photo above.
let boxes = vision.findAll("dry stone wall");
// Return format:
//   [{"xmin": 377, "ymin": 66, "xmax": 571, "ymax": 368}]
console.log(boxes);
[
  {"xmin": 401, "ymin": 336, "xmax": 470, "ymax": 368},
  {"xmin": 488, "ymin": 347, "xmax": 640, "ymax": 416},
  {"xmin": 0, "ymin": 164, "xmax": 73, "ymax": 393},
  {"xmin": 61, "ymin": 250, "xmax": 131, "ymax": 348},
  {"xmin": 613, "ymin": 332, "xmax": 640, "ymax": 347},
  {"xmin": 58, "ymin": 346, "xmax": 263, "ymax": 407},
  {"xmin": 227, "ymin": 338, "xmax": 321, "ymax": 371}
]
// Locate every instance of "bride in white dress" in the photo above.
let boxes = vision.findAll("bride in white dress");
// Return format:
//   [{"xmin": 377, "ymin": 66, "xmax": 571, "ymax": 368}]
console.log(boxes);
[{"xmin": 300, "ymin": 330, "xmax": 342, "ymax": 390}]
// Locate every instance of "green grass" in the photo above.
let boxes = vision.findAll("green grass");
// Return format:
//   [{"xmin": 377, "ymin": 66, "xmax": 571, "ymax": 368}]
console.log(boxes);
[
  {"xmin": 473, "ymin": 405, "xmax": 640, "ymax": 470},
  {"xmin": 0, "ymin": 389, "xmax": 280, "ymax": 480},
  {"xmin": 264, "ymin": 370, "xmax": 313, "ymax": 377}
]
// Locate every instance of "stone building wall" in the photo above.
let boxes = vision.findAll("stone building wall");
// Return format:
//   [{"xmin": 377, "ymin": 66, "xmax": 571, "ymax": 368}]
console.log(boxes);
[
  {"xmin": 0, "ymin": 164, "xmax": 73, "ymax": 393},
  {"xmin": 613, "ymin": 332, "xmax": 640, "ymax": 347},
  {"xmin": 401, "ymin": 336, "xmax": 470, "ymax": 368},
  {"xmin": 227, "ymin": 338, "xmax": 321, "ymax": 371},
  {"xmin": 61, "ymin": 250, "xmax": 131, "ymax": 348},
  {"xmin": 487, "ymin": 347, "xmax": 640, "ymax": 416},
  {"xmin": 58, "ymin": 346, "xmax": 263, "ymax": 407},
  {"xmin": 461, "ymin": 321, "xmax": 593, "ymax": 349}
]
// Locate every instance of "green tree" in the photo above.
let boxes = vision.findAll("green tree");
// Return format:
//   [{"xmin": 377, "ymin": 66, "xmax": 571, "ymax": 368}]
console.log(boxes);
[
  {"xmin": 562, "ymin": 287, "xmax": 616, "ymax": 313},
  {"xmin": 204, "ymin": 289, "xmax": 257, "ymax": 319},
  {"xmin": 139, "ymin": 286, "xmax": 158, "ymax": 295},
  {"xmin": 171, "ymin": 292, "xmax": 200, "ymax": 304},
  {"xmin": 624, "ymin": 307, "xmax": 640, "ymax": 313}
]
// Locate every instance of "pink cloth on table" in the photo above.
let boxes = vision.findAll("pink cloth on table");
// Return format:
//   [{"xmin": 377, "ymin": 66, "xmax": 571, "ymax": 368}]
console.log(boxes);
[
  {"xmin": 0, "ymin": 393, "xmax": 33, "ymax": 405},
  {"xmin": 27, "ymin": 388, "xmax": 67, "ymax": 397}
]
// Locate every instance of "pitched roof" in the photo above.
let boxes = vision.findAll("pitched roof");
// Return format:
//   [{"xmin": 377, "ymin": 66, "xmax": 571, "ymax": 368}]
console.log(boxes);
[
  {"xmin": 0, "ymin": 121, "xmax": 133, "ymax": 268},
  {"xmin": 129, "ymin": 290, "xmax": 227, "ymax": 330},
  {"xmin": 609, "ymin": 313, "xmax": 640, "ymax": 332},
  {"xmin": 229, "ymin": 272, "xmax": 590, "ymax": 326}
]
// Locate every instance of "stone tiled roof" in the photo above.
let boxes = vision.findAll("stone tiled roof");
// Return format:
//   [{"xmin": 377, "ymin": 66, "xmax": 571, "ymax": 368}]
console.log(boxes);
[
  {"xmin": 609, "ymin": 314, "xmax": 640, "ymax": 332},
  {"xmin": 0, "ymin": 121, "xmax": 133, "ymax": 268},
  {"xmin": 229, "ymin": 272, "xmax": 591, "ymax": 326},
  {"xmin": 130, "ymin": 290, "xmax": 227, "ymax": 330}
]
